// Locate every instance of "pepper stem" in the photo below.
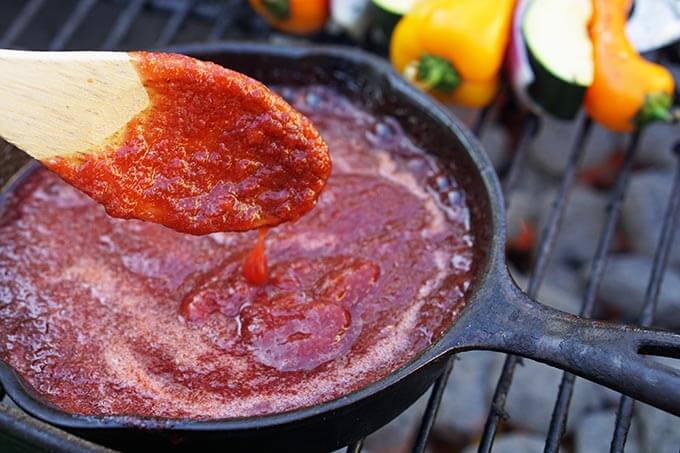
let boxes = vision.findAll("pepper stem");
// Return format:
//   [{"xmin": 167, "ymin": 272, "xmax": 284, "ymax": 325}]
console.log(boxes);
[
  {"xmin": 635, "ymin": 92, "xmax": 674, "ymax": 127},
  {"xmin": 262, "ymin": 0, "xmax": 290, "ymax": 20},
  {"xmin": 406, "ymin": 54, "xmax": 460, "ymax": 94}
]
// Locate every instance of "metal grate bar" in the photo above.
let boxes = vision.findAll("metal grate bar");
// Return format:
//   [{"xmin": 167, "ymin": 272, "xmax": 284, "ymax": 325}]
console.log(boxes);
[
  {"xmin": 479, "ymin": 356, "xmax": 517, "ymax": 453},
  {"xmin": 611, "ymin": 396, "xmax": 635, "ymax": 452},
  {"xmin": 543, "ymin": 130, "xmax": 643, "ymax": 453},
  {"xmin": 209, "ymin": 4, "xmax": 233, "ymax": 41},
  {"xmin": 500, "ymin": 113, "xmax": 540, "ymax": 198},
  {"xmin": 155, "ymin": 0, "xmax": 196, "ymax": 47},
  {"xmin": 0, "ymin": 0, "xmax": 46, "ymax": 48},
  {"xmin": 0, "ymin": 404, "xmax": 111, "ymax": 453},
  {"xmin": 411, "ymin": 356, "xmax": 456, "ymax": 453},
  {"xmin": 472, "ymin": 106, "xmax": 492, "ymax": 136},
  {"xmin": 346, "ymin": 439, "xmax": 364, "ymax": 453},
  {"xmin": 100, "ymin": 0, "xmax": 146, "ymax": 50},
  {"xmin": 479, "ymin": 118, "xmax": 593, "ymax": 453},
  {"xmin": 609, "ymin": 141, "xmax": 680, "ymax": 452},
  {"xmin": 48, "ymin": 0, "xmax": 98, "ymax": 51},
  {"xmin": 637, "ymin": 145, "xmax": 680, "ymax": 326}
]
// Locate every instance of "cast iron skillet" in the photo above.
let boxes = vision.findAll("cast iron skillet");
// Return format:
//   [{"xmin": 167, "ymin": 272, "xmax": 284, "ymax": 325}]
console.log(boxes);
[{"xmin": 1, "ymin": 43, "xmax": 680, "ymax": 452}]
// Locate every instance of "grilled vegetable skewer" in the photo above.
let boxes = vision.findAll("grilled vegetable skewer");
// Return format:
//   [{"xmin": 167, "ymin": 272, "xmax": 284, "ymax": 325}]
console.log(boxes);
[
  {"xmin": 508, "ymin": 0, "xmax": 594, "ymax": 120},
  {"xmin": 585, "ymin": 0, "xmax": 677, "ymax": 132}
]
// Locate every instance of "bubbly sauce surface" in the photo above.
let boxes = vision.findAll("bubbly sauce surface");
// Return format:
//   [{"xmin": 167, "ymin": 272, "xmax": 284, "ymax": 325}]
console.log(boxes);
[{"xmin": 0, "ymin": 87, "xmax": 474, "ymax": 418}]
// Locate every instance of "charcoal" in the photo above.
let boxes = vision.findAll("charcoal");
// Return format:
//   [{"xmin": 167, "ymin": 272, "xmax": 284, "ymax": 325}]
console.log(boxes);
[
  {"xmin": 487, "ymin": 358, "xmax": 605, "ymax": 434},
  {"xmin": 636, "ymin": 122, "xmax": 678, "ymax": 170},
  {"xmin": 362, "ymin": 391, "xmax": 430, "ymax": 453},
  {"xmin": 480, "ymin": 123, "xmax": 511, "ymax": 170},
  {"xmin": 462, "ymin": 433, "xmax": 545, "ymax": 453},
  {"xmin": 622, "ymin": 170, "xmax": 680, "ymax": 266},
  {"xmin": 433, "ymin": 351, "xmax": 505, "ymax": 440},
  {"xmin": 513, "ymin": 158, "xmax": 559, "ymax": 195},
  {"xmin": 543, "ymin": 262, "xmax": 584, "ymax": 297},
  {"xmin": 592, "ymin": 254, "xmax": 680, "ymax": 328},
  {"xmin": 537, "ymin": 186, "xmax": 608, "ymax": 265},
  {"xmin": 574, "ymin": 410, "xmax": 642, "ymax": 453},
  {"xmin": 447, "ymin": 105, "xmax": 478, "ymax": 129},
  {"xmin": 505, "ymin": 165, "xmax": 558, "ymax": 250},
  {"xmin": 637, "ymin": 396, "xmax": 680, "ymax": 453},
  {"xmin": 528, "ymin": 118, "xmax": 622, "ymax": 177},
  {"xmin": 510, "ymin": 267, "xmax": 582, "ymax": 315},
  {"xmin": 506, "ymin": 190, "xmax": 540, "ymax": 246}
]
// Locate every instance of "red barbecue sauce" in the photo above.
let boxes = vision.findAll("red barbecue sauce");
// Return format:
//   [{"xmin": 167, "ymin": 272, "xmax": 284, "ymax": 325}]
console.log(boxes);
[
  {"xmin": 0, "ymin": 87, "xmax": 475, "ymax": 418},
  {"xmin": 243, "ymin": 228, "xmax": 269, "ymax": 285},
  {"xmin": 44, "ymin": 52, "xmax": 331, "ymax": 235}
]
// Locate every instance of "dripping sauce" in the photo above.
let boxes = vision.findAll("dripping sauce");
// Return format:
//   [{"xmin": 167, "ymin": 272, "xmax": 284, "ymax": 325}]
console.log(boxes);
[{"xmin": 243, "ymin": 229, "xmax": 269, "ymax": 285}]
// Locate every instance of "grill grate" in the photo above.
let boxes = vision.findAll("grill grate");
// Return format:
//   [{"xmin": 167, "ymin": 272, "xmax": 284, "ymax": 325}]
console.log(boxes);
[
  {"xmin": 479, "ymin": 117, "xmax": 594, "ymax": 453},
  {"xmin": 543, "ymin": 130, "xmax": 642, "ymax": 451},
  {"xmin": 610, "ymin": 144, "xmax": 680, "ymax": 451},
  {"xmin": 545, "ymin": 131, "xmax": 641, "ymax": 452},
  {"xmin": 0, "ymin": 1, "xmax": 679, "ymax": 452}
]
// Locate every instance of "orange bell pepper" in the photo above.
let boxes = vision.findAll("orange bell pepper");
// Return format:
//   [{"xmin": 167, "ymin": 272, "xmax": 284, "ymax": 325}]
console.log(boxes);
[
  {"xmin": 585, "ymin": 0, "xmax": 676, "ymax": 132},
  {"xmin": 249, "ymin": 0, "xmax": 329, "ymax": 35},
  {"xmin": 390, "ymin": 0, "xmax": 515, "ymax": 108}
]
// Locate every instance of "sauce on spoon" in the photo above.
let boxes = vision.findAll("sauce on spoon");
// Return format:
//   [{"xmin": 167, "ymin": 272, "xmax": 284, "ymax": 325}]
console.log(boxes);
[{"xmin": 45, "ymin": 52, "xmax": 331, "ymax": 236}]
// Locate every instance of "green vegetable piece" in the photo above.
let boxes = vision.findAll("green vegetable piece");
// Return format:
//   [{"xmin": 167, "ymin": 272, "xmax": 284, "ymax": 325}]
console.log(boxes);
[
  {"xmin": 263, "ymin": 0, "xmax": 290, "ymax": 20},
  {"xmin": 635, "ymin": 92, "xmax": 674, "ymax": 127},
  {"xmin": 417, "ymin": 54, "xmax": 460, "ymax": 94}
]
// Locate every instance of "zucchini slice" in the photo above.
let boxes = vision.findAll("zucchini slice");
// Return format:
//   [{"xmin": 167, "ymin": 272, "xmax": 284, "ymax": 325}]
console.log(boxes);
[
  {"xmin": 368, "ymin": 0, "xmax": 417, "ymax": 51},
  {"xmin": 522, "ymin": 0, "xmax": 594, "ymax": 119}
]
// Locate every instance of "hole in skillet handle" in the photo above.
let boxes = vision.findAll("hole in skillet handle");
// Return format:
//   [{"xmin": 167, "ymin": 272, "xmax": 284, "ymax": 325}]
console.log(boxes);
[
  {"xmin": 436, "ymin": 268, "xmax": 680, "ymax": 417},
  {"xmin": 638, "ymin": 341, "xmax": 680, "ymax": 360}
]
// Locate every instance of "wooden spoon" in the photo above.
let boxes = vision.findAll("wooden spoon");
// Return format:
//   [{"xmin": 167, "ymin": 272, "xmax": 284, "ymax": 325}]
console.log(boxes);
[
  {"xmin": 0, "ymin": 50, "xmax": 331, "ymax": 235},
  {"xmin": 0, "ymin": 50, "xmax": 149, "ymax": 160}
]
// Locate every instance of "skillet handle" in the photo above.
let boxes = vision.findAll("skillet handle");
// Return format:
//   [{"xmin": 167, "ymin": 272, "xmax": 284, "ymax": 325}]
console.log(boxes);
[{"xmin": 447, "ymin": 275, "xmax": 680, "ymax": 416}]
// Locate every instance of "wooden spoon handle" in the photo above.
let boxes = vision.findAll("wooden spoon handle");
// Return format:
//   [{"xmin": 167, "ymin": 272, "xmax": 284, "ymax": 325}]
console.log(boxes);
[{"xmin": 0, "ymin": 50, "xmax": 149, "ymax": 160}]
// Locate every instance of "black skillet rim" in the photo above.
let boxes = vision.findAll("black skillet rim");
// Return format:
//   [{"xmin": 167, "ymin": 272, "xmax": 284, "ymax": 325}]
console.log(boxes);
[{"xmin": 0, "ymin": 42, "xmax": 507, "ymax": 431}]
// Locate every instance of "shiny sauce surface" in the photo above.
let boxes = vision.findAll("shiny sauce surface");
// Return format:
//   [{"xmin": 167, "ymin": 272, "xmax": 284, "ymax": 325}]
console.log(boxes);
[{"xmin": 0, "ymin": 87, "xmax": 474, "ymax": 418}]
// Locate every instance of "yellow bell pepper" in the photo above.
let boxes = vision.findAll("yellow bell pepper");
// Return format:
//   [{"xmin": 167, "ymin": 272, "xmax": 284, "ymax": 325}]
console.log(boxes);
[{"xmin": 390, "ymin": 0, "xmax": 516, "ymax": 108}]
